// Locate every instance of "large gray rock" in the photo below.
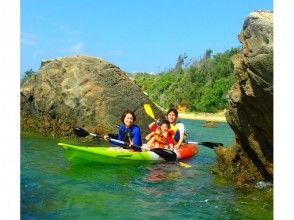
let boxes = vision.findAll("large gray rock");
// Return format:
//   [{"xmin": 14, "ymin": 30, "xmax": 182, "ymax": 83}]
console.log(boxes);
[
  {"xmin": 21, "ymin": 55, "xmax": 164, "ymax": 138},
  {"xmin": 213, "ymin": 11, "xmax": 273, "ymax": 184}
]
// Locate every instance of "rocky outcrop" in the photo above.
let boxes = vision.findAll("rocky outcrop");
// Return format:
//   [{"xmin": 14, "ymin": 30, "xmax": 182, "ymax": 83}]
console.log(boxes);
[
  {"xmin": 21, "ymin": 55, "xmax": 164, "ymax": 138},
  {"xmin": 213, "ymin": 11, "xmax": 273, "ymax": 184},
  {"xmin": 202, "ymin": 121, "xmax": 218, "ymax": 128}
]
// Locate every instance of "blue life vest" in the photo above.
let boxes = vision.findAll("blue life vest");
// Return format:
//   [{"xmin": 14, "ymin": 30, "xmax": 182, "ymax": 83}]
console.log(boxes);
[{"xmin": 117, "ymin": 124, "xmax": 142, "ymax": 146}]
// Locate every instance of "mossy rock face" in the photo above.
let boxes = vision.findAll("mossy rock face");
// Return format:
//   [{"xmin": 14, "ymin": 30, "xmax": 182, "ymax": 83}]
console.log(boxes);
[
  {"xmin": 219, "ymin": 11, "xmax": 273, "ymax": 184},
  {"xmin": 212, "ymin": 143, "xmax": 264, "ymax": 185},
  {"xmin": 21, "ymin": 55, "xmax": 164, "ymax": 138}
]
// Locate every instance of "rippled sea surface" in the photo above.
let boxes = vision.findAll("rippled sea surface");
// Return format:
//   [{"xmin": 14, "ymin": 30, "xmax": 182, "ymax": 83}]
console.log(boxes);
[{"xmin": 21, "ymin": 119, "xmax": 273, "ymax": 219}]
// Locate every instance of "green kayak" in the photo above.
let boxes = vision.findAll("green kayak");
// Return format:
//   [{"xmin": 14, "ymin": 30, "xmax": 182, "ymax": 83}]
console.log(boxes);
[{"xmin": 58, "ymin": 142, "xmax": 162, "ymax": 165}]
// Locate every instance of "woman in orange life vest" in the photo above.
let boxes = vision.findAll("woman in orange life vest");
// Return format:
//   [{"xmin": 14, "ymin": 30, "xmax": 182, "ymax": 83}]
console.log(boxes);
[{"xmin": 145, "ymin": 119, "xmax": 176, "ymax": 149}]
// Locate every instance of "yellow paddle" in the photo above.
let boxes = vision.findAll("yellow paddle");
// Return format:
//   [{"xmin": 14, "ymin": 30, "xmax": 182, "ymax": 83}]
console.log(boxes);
[
  {"xmin": 143, "ymin": 104, "xmax": 156, "ymax": 120},
  {"xmin": 143, "ymin": 104, "xmax": 192, "ymax": 168},
  {"xmin": 179, "ymin": 162, "xmax": 192, "ymax": 168}
]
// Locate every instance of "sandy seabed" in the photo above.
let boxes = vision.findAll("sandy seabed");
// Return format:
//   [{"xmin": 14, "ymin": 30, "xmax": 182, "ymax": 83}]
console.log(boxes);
[{"xmin": 178, "ymin": 111, "xmax": 227, "ymax": 122}]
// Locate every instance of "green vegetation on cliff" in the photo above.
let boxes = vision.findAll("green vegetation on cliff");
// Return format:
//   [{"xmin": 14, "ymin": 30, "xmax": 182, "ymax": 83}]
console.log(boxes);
[
  {"xmin": 21, "ymin": 68, "xmax": 36, "ymax": 86},
  {"xmin": 133, "ymin": 48, "xmax": 240, "ymax": 113}
]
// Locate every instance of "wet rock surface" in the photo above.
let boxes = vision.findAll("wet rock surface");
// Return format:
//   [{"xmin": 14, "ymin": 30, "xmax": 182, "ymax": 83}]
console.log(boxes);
[
  {"xmin": 21, "ymin": 55, "xmax": 164, "ymax": 138},
  {"xmin": 214, "ymin": 11, "xmax": 273, "ymax": 184}
]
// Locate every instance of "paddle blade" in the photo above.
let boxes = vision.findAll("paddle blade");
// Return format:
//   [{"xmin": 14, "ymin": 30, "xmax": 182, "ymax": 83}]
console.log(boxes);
[
  {"xmin": 198, "ymin": 142, "xmax": 223, "ymax": 149},
  {"xmin": 179, "ymin": 162, "xmax": 192, "ymax": 168},
  {"xmin": 144, "ymin": 104, "xmax": 155, "ymax": 120},
  {"xmin": 151, "ymin": 148, "xmax": 177, "ymax": 161},
  {"xmin": 73, "ymin": 127, "xmax": 90, "ymax": 137}
]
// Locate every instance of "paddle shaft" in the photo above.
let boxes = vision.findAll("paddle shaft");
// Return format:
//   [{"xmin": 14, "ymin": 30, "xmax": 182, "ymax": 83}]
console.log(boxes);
[
  {"xmin": 87, "ymin": 132, "xmax": 145, "ymax": 150},
  {"xmin": 74, "ymin": 127, "xmax": 178, "ymax": 161},
  {"xmin": 187, "ymin": 141, "xmax": 223, "ymax": 149}
]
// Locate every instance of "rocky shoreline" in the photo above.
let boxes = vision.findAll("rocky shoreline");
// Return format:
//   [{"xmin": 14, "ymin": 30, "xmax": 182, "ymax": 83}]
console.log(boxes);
[{"xmin": 213, "ymin": 10, "xmax": 273, "ymax": 184}]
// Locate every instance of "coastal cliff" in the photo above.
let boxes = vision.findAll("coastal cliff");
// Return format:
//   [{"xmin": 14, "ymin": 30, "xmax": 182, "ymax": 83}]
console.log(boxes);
[
  {"xmin": 21, "ymin": 55, "xmax": 164, "ymax": 138},
  {"xmin": 213, "ymin": 11, "xmax": 273, "ymax": 184}
]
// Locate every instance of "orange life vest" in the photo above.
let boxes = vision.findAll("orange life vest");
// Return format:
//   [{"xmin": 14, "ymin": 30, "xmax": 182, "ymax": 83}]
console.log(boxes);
[{"xmin": 153, "ymin": 130, "xmax": 176, "ymax": 148}]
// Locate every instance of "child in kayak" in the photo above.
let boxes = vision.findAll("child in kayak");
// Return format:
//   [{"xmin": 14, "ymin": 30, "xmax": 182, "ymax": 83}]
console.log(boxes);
[
  {"xmin": 146, "ymin": 108, "xmax": 187, "ymax": 150},
  {"xmin": 145, "ymin": 119, "xmax": 176, "ymax": 149}
]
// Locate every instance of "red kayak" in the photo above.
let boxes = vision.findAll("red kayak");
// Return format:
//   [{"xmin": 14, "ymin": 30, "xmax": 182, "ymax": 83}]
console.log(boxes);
[{"xmin": 176, "ymin": 143, "xmax": 199, "ymax": 159}]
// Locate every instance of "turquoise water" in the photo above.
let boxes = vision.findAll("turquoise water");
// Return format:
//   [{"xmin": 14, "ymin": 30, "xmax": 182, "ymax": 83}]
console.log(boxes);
[{"xmin": 21, "ymin": 120, "xmax": 273, "ymax": 219}]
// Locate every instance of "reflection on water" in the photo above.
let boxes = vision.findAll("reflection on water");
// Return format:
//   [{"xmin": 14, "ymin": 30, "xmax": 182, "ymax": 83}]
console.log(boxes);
[{"xmin": 143, "ymin": 163, "xmax": 183, "ymax": 182}]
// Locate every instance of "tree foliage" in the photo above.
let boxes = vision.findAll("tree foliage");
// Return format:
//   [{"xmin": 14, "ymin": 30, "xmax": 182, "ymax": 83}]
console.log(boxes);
[
  {"xmin": 175, "ymin": 53, "xmax": 188, "ymax": 70},
  {"xmin": 134, "ymin": 47, "xmax": 240, "ymax": 113},
  {"xmin": 21, "ymin": 69, "xmax": 36, "ymax": 85}
]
